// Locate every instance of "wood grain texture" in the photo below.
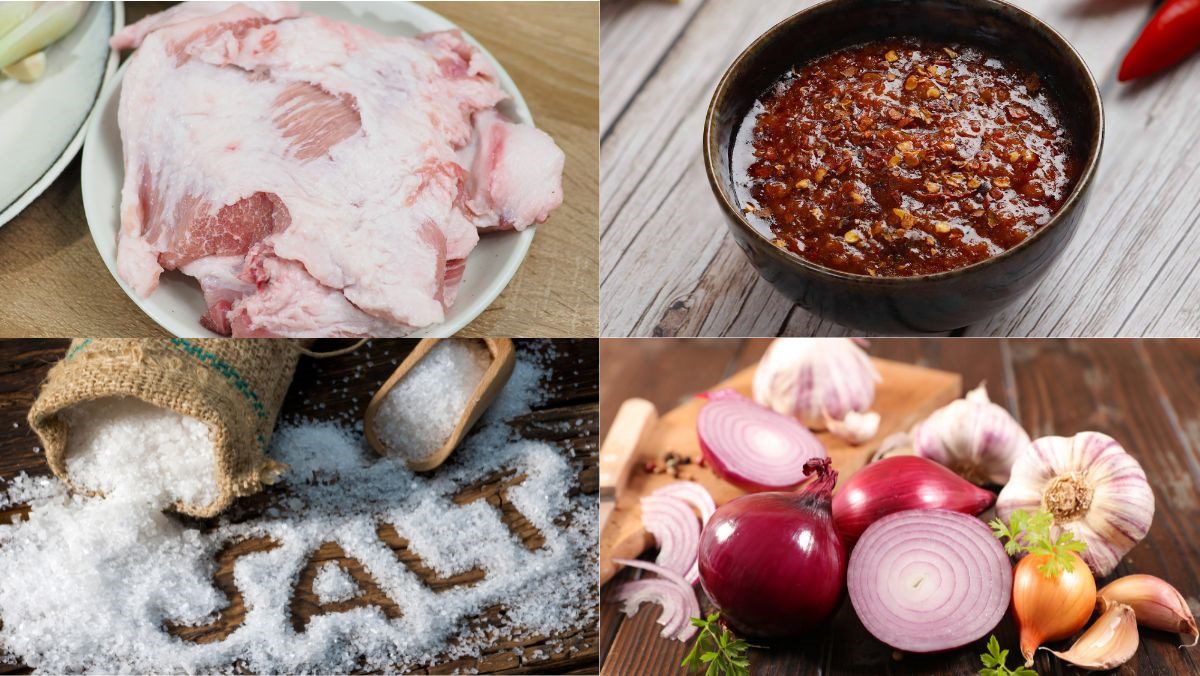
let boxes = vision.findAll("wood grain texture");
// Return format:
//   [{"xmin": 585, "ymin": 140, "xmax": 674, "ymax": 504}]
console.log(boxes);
[
  {"xmin": 0, "ymin": 1, "xmax": 598, "ymax": 339},
  {"xmin": 599, "ymin": 0, "xmax": 1200, "ymax": 337},
  {"xmin": 0, "ymin": 338, "xmax": 599, "ymax": 675},
  {"xmin": 599, "ymin": 338, "xmax": 1200, "ymax": 676}
]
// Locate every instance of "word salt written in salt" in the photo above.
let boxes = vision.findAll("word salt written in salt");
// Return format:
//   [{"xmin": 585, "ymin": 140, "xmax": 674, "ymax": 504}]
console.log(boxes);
[{"xmin": 0, "ymin": 344, "xmax": 596, "ymax": 673}]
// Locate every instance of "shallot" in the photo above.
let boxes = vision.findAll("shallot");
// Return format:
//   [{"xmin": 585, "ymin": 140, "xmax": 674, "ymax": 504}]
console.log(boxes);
[
  {"xmin": 831, "ymin": 455, "xmax": 995, "ymax": 548},
  {"xmin": 1097, "ymin": 574, "xmax": 1199, "ymax": 647},
  {"xmin": 909, "ymin": 383, "xmax": 1030, "ymax": 485},
  {"xmin": 697, "ymin": 459, "xmax": 845, "ymax": 637},
  {"xmin": 847, "ymin": 509, "xmax": 1012, "ymax": 653},
  {"xmin": 751, "ymin": 338, "xmax": 880, "ymax": 444},
  {"xmin": 996, "ymin": 432, "xmax": 1154, "ymax": 576},
  {"xmin": 992, "ymin": 509, "xmax": 1096, "ymax": 666},
  {"xmin": 696, "ymin": 389, "xmax": 826, "ymax": 491},
  {"xmin": 613, "ymin": 558, "xmax": 701, "ymax": 642}
]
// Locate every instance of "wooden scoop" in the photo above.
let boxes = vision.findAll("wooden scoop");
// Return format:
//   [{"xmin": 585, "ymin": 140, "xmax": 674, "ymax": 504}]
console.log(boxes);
[{"xmin": 364, "ymin": 338, "xmax": 516, "ymax": 472}]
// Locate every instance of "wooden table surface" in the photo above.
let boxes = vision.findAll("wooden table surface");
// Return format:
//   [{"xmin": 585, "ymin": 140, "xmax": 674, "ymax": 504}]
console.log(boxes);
[
  {"xmin": 599, "ymin": 338, "xmax": 1200, "ymax": 675},
  {"xmin": 0, "ymin": 338, "xmax": 600, "ymax": 675},
  {"xmin": 0, "ymin": 1, "xmax": 598, "ymax": 339},
  {"xmin": 599, "ymin": 0, "xmax": 1200, "ymax": 337}
]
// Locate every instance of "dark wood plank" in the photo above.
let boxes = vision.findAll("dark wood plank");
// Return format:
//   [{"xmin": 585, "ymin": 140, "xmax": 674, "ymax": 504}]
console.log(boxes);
[{"xmin": 0, "ymin": 339, "xmax": 598, "ymax": 675}]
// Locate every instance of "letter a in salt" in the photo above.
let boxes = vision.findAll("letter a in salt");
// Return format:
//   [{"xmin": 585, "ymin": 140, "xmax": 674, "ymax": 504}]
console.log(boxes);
[{"xmin": 290, "ymin": 542, "xmax": 402, "ymax": 632}]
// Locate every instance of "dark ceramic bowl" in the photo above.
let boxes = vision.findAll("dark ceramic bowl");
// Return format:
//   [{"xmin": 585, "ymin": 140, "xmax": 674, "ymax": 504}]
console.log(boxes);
[{"xmin": 704, "ymin": 0, "xmax": 1103, "ymax": 334}]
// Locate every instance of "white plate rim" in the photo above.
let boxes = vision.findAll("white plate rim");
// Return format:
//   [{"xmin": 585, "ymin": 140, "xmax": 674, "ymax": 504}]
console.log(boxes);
[
  {"xmin": 81, "ymin": 1, "xmax": 538, "ymax": 338},
  {"xmin": 0, "ymin": 1, "xmax": 125, "ymax": 230}
]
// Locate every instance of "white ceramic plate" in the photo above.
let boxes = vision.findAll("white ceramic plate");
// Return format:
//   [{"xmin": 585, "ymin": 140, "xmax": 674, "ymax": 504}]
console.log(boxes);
[
  {"xmin": 0, "ymin": 1, "xmax": 122, "ymax": 228},
  {"xmin": 81, "ymin": 1, "xmax": 536, "ymax": 337}
]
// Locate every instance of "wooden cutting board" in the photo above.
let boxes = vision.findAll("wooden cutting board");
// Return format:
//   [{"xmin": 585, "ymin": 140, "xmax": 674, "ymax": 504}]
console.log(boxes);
[{"xmin": 599, "ymin": 357, "xmax": 961, "ymax": 584}]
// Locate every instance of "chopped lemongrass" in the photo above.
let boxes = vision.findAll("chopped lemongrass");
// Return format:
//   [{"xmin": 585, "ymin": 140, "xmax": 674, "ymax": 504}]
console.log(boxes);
[
  {"xmin": 0, "ymin": 1, "xmax": 85, "ymax": 70},
  {"xmin": 0, "ymin": 2, "xmax": 37, "ymax": 40}
]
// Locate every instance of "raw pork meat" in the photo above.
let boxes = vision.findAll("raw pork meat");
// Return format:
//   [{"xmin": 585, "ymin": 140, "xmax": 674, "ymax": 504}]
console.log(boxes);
[{"xmin": 112, "ymin": 2, "xmax": 564, "ymax": 336}]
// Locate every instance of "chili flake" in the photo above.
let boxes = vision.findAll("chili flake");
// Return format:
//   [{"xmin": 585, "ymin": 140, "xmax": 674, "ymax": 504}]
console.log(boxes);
[{"xmin": 734, "ymin": 37, "xmax": 1076, "ymax": 276}]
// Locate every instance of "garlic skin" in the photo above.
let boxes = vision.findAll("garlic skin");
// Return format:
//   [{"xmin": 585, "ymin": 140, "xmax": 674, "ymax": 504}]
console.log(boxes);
[
  {"xmin": 1098, "ymin": 574, "xmax": 1199, "ymax": 647},
  {"xmin": 1043, "ymin": 603, "xmax": 1139, "ymax": 671},
  {"xmin": 910, "ymin": 383, "xmax": 1030, "ymax": 485},
  {"xmin": 752, "ymin": 338, "xmax": 880, "ymax": 444},
  {"xmin": 997, "ymin": 432, "xmax": 1154, "ymax": 577}
]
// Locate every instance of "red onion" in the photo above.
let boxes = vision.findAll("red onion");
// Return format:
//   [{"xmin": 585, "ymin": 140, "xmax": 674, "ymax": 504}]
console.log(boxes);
[
  {"xmin": 847, "ymin": 509, "xmax": 1012, "ymax": 653},
  {"xmin": 832, "ymin": 456, "xmax": 995, "ymax": 548},
  {"xmin": 613, "ymin": 558, "xmax": 701, "ymax": 641},
  {"xmin": 640, "ymin": 494, "xmax": 701, "ymax": 584},
  {"xmin": 651, "ymin": 481, "xmax": 716, "ymax": 524},
  {"xmin": 697, "ymin": 458, "xmax": 845, "ymax": 637},
  {"xmin": 647, "ymin": 481, "xmax": 716, "ymax": 584},
  {"xmin": 696, "ymin": 389, "xmax": 827, "ymax": 491}
]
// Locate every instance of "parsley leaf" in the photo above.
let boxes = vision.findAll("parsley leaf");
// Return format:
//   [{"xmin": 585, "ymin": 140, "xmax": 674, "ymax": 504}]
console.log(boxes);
[
  {"xmin": 988, "ymin": 508, "xmax": 1087, "ymax": 578},
  {"xmin": 681, "ymin": 613, "xmax": 760, "ymax": 676},
  {"xmin": 979, "ymin": 634, "xmax": 1038, "ymax": 676}
]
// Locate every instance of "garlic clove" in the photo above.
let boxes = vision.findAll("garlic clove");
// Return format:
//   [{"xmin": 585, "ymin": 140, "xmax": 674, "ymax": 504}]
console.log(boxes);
[
  {"xmin": 1043, "ymin": 603, "xmax": 1138, "ymax": 671},
  {"xmin": 824, "ymin": 409, "xmax": 879, "ymax": 445},
  {"xmin": 1098, "ymin": 574, "xmax": 1199, "ymax": 647}
]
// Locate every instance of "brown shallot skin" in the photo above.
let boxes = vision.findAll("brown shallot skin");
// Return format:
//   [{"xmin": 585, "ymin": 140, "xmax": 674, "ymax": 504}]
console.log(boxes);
[{"xmin": 735, "ymin": 38, "xmax": 1076, "ymax": 277}]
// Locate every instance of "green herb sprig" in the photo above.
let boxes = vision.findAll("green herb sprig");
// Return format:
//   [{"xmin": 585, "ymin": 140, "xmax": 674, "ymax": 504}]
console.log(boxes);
[
  {"xmin": 681, "ymin": 613, "xmax": 756, "ymax": 676},
  {"xmin": 979, "ymin": 635, "xmax": 1037, "ymax": 676},
  {"xmin": 989, "ymin": 508, "xmax": 1086, "ymax": 578}
]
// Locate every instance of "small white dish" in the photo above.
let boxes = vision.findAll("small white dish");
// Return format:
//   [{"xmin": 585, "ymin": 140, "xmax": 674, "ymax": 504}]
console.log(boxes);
[
  {"xmin": 80, "ymin": 1, "xmax": 536, "ymax": 338},
  {"xmin": 0, "ymin": 1, "xmax": 122, "ymax": 229}
]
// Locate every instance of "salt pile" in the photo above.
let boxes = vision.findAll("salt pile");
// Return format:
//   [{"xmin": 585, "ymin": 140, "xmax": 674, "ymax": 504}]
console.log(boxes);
[
  {"xmin": 312, "ymin": 563, "xmax": 362, "ymax": 604},
  {"xmin": 62, "ymin": 397, "xmax": 219, "ymax": 509},
  {"xmin": 374, "ymin": 339, "xmax": 492, "ymax": 460},
  {"xmin": 0, "ymin": 344, "xmax": 597, "ymax": 673}
]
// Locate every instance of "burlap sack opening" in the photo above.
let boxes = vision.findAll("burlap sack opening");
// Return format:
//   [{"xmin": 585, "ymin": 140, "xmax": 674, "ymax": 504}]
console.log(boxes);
[{"xmin": 27, "ymin": 338, "xmax": 303, "ymax": 518}]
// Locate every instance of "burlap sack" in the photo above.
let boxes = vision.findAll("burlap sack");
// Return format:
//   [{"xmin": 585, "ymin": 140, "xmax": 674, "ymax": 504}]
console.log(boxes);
[{"xmin": 27, "ymin": 338, "xmax": 302, "ymax": 518}]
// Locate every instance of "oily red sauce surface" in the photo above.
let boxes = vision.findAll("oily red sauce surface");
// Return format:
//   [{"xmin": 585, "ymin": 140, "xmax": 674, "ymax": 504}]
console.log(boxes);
[{"xmin": 736, "ymin": 38, "xmax": 1076, "ymax": 277}]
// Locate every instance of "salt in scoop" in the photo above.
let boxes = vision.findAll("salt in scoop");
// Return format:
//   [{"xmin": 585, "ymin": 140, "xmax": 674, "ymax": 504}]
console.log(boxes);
[{"xmin": 365, "ymin": 338, "xmax": 515, "ymax": 471}]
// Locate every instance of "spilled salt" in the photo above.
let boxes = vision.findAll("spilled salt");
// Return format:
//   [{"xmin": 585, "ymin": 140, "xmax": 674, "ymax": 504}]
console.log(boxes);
[
  {"xmin": 374, "ymin": 339, "xmax": 491, "ymax": 460},
  {"xmin": 62, "ymin": 397, "xmax": 219, "ymax": 509},
  {"xmin": 312, "ymin": 563, "xmax": 361, "ymax": 604},
  {"xmin": 0, "ymin": 343, "xmax": 595, "ymax": 673}
]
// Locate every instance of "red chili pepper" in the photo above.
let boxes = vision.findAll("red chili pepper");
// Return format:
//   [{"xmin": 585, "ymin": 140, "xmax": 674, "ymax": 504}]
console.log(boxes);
[{"xmin": 1120, "ymin": 0, "xmax": 1200, "ymax": 81}]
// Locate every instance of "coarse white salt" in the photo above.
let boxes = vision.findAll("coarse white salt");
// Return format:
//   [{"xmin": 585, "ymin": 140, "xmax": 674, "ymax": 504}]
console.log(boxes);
[
  {"xmin": 61, "ymin": 397, "xmax": 219, "ymax": 509},
  {"xmin": 0, "ymin": 342, "xmax": 596, "ymax": 673},
  {"xmin": 312, "ymin": 563, "xmax": 362, "ymax": 604},
  {"xmin": 374, "ymin": 339, "xmax": 491, "ymax": 460}
]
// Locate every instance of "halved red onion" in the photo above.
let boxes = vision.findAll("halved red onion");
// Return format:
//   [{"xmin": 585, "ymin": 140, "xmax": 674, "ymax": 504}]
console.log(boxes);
[
  {"xmin": 847, "ymin": 509, "xmax": 1012, "ymax": 653},
  {"xmin": 613, "ymin": 558, "xmax": 701, "ymax": 641},
  {"xmin": 641, "ymin": 494, "xmax": 701, "ymax": 584},
  {"xmin": 696, "ymin": 389, "xmax": 826, "ymax": 491}
]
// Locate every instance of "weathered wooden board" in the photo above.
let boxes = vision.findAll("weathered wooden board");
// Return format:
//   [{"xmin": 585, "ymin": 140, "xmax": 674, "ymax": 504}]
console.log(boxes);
[
  {"xmin": 0, "ymin": 1, "xmax": 599, "ymax": 338},
  {"xmin": 599, "ymin": 356, "xmax": 961, "ymax": 584},
  {"xmin": 0, "ymin": 339, "xmax": 599, "ymax": 675},
  {"xmin": 599, "ymin": 338, "xmax": 1200, "ymax": 676},
  {"xmin": 599, "ymin": 0, "xmax": 1200, "ymax": 337}
]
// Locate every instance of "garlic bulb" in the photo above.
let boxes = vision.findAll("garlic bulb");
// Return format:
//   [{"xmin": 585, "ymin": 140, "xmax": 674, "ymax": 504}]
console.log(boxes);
[
  {"xmin": 997, "ymin": 432, "xmax": 1154, "ymax": 577},
  {"xmin": 910, "ymin": 383, "xmax": 1030, "ymax": 485},
  {"xmin": 752, "ymin": 338, "xmax": 880, "ymax": 444}
]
